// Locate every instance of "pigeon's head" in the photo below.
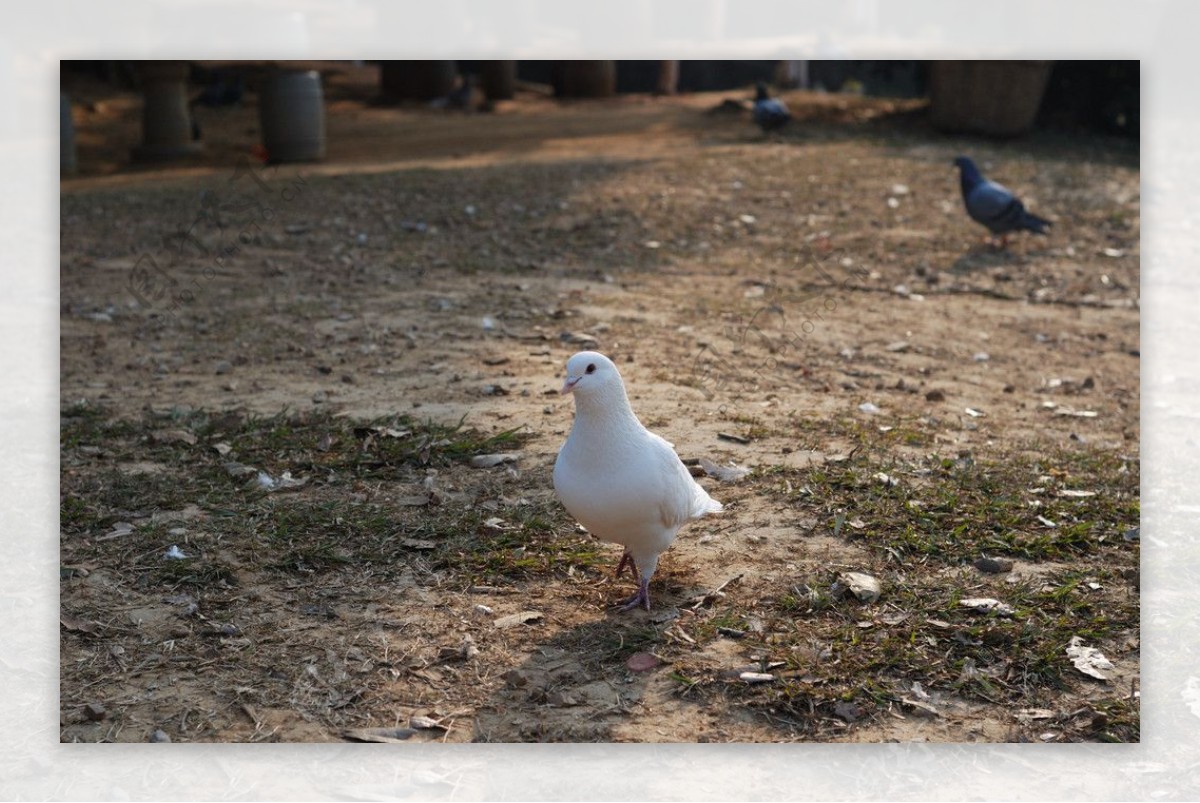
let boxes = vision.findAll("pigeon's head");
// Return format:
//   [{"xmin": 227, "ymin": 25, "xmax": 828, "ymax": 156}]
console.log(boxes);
[
  {"xmin": 754, "ymin": 81, "xmax": 770, "ymax": 101},
  {"xmin": 953, "ymin": 156, "xmax": 984, "ymax": 189},
  {"xmin": 560, "ymin": 351, "xmax": 621, "ymax": 397}
]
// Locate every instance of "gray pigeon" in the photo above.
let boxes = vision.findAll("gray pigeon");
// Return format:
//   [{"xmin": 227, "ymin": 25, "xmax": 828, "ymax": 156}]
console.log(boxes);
[
  {"xmin": 953, "ymin": 156, "xmax": 1050, "ymax": 246},
  {"xmin": 553, "ymin": 352, "xmax": 722, "ymax": 611},
  {"xmin": 752, "ymin": 82, "xmax": 791, "ymax": 133}
]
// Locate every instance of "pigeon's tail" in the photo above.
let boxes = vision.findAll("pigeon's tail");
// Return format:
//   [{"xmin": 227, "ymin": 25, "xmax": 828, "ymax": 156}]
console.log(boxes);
[
  {"xmin": 1021, "ymin": 211, "xmax": 1051, "ymax": 235},
  {"xmin": 696, "ymin": 491, "xmax": 723, "ymax": 516}
]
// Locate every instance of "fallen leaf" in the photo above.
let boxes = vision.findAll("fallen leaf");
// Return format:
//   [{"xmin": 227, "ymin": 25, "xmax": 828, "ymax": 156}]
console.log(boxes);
[
  {"xmin": 255, "ymin": 471, "xmax": 307, "ymax": 492},
  {"xmin": 959, "ymin": 598, "xmax": 1016, "ymax": 616},
  {"xmin": 151, "ymin": 429, "xmax": 197, "ymax": 446},
  {"xmin": 400, "ymin": 539, "xmax": 436, "ymax": 550},
  {"xmin": 96, "ymin": 521, "xmax": 135, "ymax": 541},
  {"xmin": 494, "ymin": 610, "xmax": 543, "ymax": 628},
  {"xmin": 699, "ymin": 457, "xmax": 751, "ymax": 483},
  {"xmin": 835, "ymin": 571, "xmax": 882, "ymax": 603},
  {"xmin": 60, "ymin": 614, "xmax": 100, "ymax": 634},
  {"xmin": 470, "ymin": 453, "xmax": 520, "ymax": 469},
  {"xmin": 1066, "ymin": 636, "xmax": 1115, "ymax": 680},
  {"xmin": 901, "ymin": 697, "xmax": 940, "ymax": 718},
  {"xmin": 342, "ymin": 727, "xmax": 419, "ymax": 743},
  {"xmin": 410, "ymin": 715, "xmax": 448, "ymax": 731},
  {"xmin": 1015, "ymin": 708, "xmax": 1055, "ymax": 723}
]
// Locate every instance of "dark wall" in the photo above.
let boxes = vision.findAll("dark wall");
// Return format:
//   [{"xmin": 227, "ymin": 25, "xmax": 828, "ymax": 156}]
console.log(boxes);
[{"xmin": 1036, "ymin": 60, "xmax": 1139, "ymax": 138}]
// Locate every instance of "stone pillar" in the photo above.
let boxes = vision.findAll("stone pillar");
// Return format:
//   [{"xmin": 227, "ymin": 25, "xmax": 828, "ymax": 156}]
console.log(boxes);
[
  {"xmin": 61, "ymin": 93, "xmax": 77, "ymax": 175},
  {"xmin": 656, "ymin": 60, "xmax": 679, "ymax": 95},
  {"xmin": 556, "ymin": 61, "xmax": 617, "ymax": 98},
  {"xmin": 479, "ymin": 60, "xmax": 517, "ymax": 100},
  {"xmin": 132, "ymin": 60, "xmax": 203, "ymax": 162}
]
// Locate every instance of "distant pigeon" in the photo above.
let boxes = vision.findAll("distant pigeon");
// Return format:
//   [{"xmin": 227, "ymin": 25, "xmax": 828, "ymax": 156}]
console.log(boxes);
[
  {"xmin": 752, "ymin": 82, "xmax": 791, "ymax": 133},
  {"xmin": 553, "ymin": 352, "xmax": 723, "ymax": 611},
  {"xmin": 431, "ymin": 74, "xmax": 476, "ymax": 111},
  {"xmin": 953, "ymin": 156, "xmax": 1051, "ymax": 246}
]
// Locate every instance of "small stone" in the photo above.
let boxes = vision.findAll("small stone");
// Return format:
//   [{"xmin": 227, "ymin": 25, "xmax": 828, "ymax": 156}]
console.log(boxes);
[
  {"xmin": 150, "ymin": 729, "xmax": 171, "ymax": 743},
  {"xmin": 312, "ymin": 390, "xmax": 327, "ymax": 404},
  {"xmin": 504, "ymin": 669, "xmax": 532, "ymax": 687},
  {"xmin": 84, "ymin": 702, "xmax": 107, "ymax": 721},
  {"xmin": 973, "ymin": 556, "xmax": 1014, "ymax": 574},
  {"xmin": 925, "ymin": 389, "xmax": 946, "ymax": 402},
  {"xmin": 214, "ymin": 360, "xmax": 232, "ymax": 375},
  {"xmin": 626, "ymin": 652, "xmax": 660, "ymax": 673}
]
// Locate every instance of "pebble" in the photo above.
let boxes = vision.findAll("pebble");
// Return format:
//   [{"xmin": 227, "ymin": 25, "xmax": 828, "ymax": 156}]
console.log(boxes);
[
  {"xmin": 214, "ymin": 360, "xmax": 232, "ymax": 375},
  {"xmin": 973, "ymin": 556, "xmax": 1014, "ymax": 574}
]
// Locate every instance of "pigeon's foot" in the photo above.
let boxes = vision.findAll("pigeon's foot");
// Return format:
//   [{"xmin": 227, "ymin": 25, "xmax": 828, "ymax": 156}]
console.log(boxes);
[
  {"xmin": 614, "ymin": 551, "xmax": 640, "ymax": 581},
  {"xmin": 616, "ymin": 580, "xmax": 651, "ymax": 612}
]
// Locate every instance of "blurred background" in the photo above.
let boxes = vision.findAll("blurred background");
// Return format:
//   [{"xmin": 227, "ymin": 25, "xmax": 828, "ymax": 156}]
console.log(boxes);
[{"xmin": 59, "ymin": 59, "xmax": 1139, "ymax": 178}]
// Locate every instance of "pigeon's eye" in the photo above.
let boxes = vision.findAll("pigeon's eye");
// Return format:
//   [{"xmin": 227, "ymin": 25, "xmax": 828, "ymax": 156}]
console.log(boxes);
[{"xmin": 585, "ymin": 363, "xmax": 596, "ymax": 374}]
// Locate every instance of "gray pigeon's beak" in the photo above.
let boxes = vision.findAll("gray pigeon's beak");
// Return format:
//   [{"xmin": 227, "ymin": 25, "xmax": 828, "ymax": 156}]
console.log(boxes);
[{"xmin": 561, "ymin": 375, "xmax": 580, "ymax": 395}]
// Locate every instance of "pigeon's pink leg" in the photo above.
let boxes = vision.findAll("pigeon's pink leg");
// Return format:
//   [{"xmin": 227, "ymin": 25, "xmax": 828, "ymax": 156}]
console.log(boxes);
[
  {"xmin": 614, "ymin": 551, "xmax": 640, "ymax": 581},
  {"xmin": 617, "ymin": 576, "xmax": 651, "ymax": 612}
]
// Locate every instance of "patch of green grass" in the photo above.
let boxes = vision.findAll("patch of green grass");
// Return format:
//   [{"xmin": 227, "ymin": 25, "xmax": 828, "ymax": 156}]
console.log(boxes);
[
  {"xmin": 60, "ymin": 405, "xmax": 559, "ymax": 590},
  {"xmin": 438, "ymin": 499, "xmax": 609, "ymax": 584},
  {"xmin": 148, "ymin": 557, "xmax": 239, "ymax": 590},
  {"xmin": 763, "ymin": 443, "xmax": 1138, "ymax": 564},
  {"xmin": 1089, "ymin": 696, "xmax": 1140, "ymax": 742},
  {"xmin": 593, "ymin": 625, "xmax": 661, "ymax": 664}
]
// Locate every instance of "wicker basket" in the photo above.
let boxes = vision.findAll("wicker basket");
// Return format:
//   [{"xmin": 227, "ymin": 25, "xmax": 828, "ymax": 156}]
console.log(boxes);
[{"xmin": 929, "ymin": 60, "xmax": 1054, "ymax": 137}]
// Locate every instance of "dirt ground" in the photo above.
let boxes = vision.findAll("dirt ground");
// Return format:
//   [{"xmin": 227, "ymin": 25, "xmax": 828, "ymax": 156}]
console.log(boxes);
[{"xmin": 59, "ymin": 63, "xmax": 1140, "ymax": 743}]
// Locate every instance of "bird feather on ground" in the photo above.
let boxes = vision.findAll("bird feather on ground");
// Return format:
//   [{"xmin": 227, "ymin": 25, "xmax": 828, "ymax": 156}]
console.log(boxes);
[
  {"xmin": 553, "ymin": 352, "xmax": 722, "ymax": 611},
  {"xmin": 953, "ymin": 155, "xmax": 1051, "ymax": 246}
]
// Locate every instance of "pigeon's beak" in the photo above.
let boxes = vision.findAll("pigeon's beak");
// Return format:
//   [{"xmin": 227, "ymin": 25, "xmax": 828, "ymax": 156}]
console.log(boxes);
[{"xmin": 560, "ymin": 375, "xmax": 580, "ymax": 395}]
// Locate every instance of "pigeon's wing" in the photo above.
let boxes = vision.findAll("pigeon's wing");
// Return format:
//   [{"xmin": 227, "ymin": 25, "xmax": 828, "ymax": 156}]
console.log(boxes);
[
  {"xmin": 644, "ymin": 432, "xmax": 723, "ymax": 530},
  {"xmin": 753, "ymin": 99, "xmax": 790, "ymax": 127},
  {"xmin": 966, "ymin": 181, "xmax": 1022, "ymax": 225},
  {"xmin": 764, "ymin": 99, "xmax": 789, "ymax": 116}
]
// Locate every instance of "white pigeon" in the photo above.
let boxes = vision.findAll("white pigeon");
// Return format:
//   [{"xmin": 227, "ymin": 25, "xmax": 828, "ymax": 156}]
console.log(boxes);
[{"xmin": 553, "ymin": 351, "xmax": 723, "ymax": 611}]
